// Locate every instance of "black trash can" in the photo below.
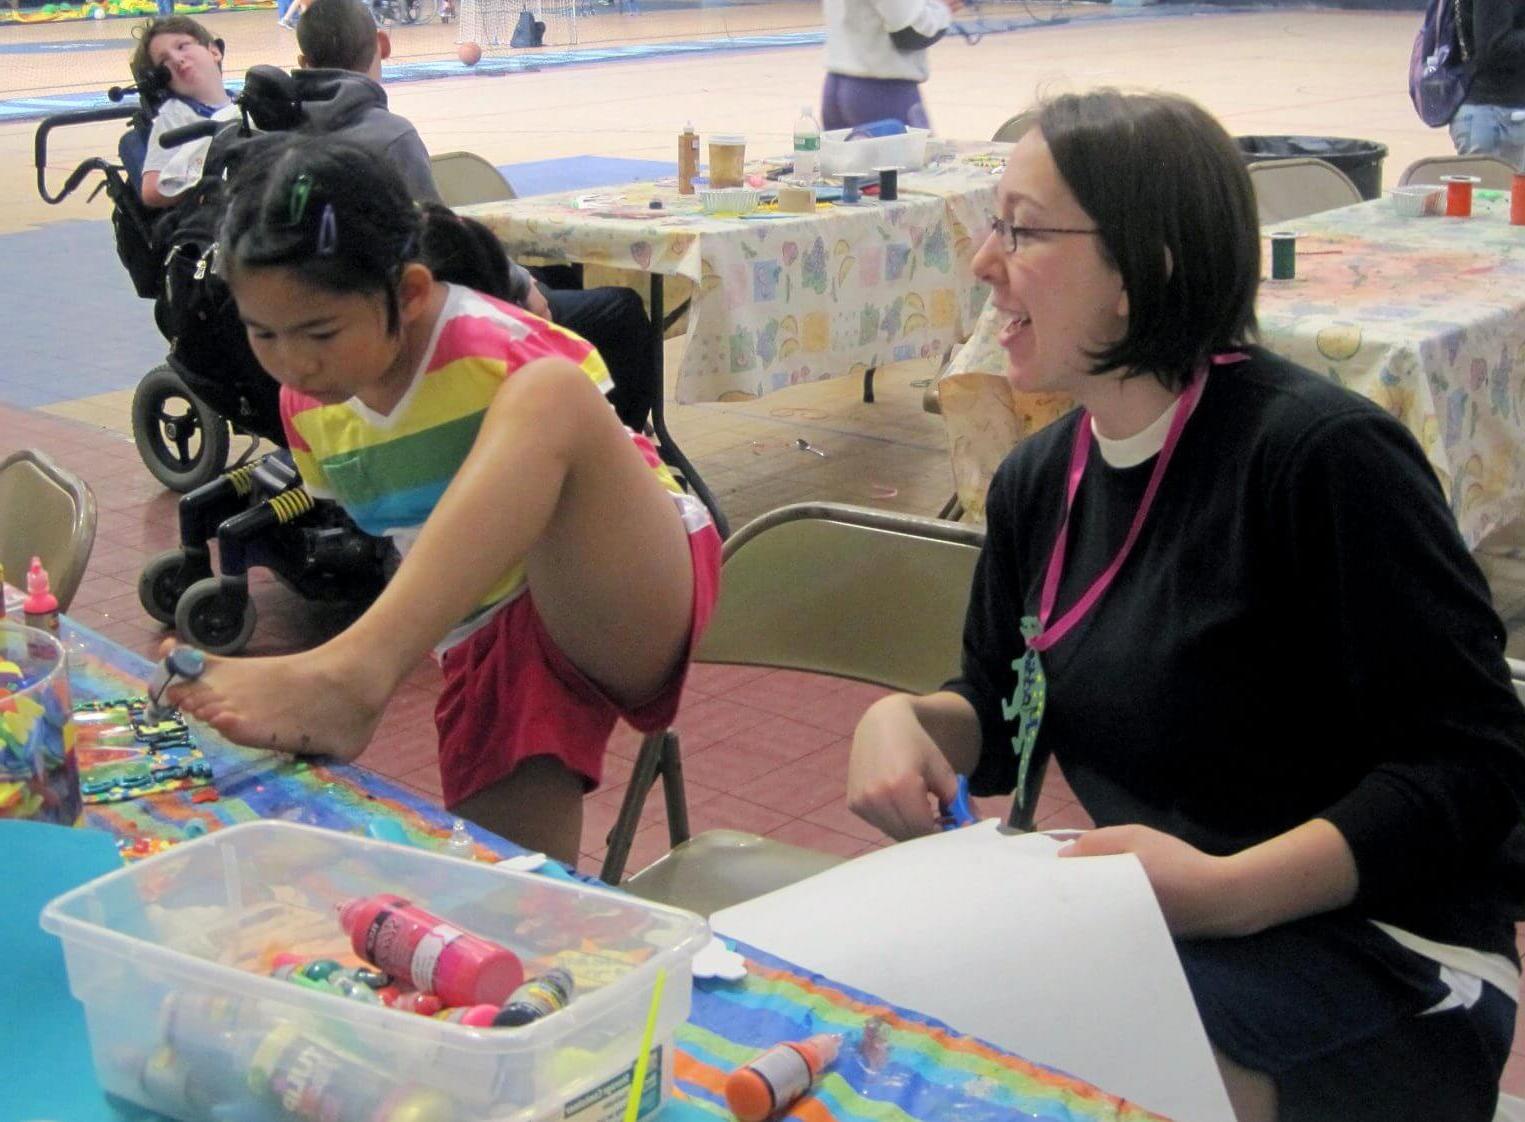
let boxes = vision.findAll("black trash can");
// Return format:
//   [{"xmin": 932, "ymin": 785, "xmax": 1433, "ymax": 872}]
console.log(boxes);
[{"xmin": 1234, "ymin": 135, "xmax": 1389, "ymax": 201}]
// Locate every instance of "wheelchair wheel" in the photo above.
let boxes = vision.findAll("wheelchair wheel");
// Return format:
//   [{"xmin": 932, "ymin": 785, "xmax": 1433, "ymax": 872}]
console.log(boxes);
[
  {"xmin": 133, "ymin": 364, "xmax": 231, "ymax": 494},
  {"xmin": 139, "ymin": 549, "xmax": 197, "ymax": 626},
  {"xmin": 175, "ymin": 578, "xmax": 257, "ymax": 656}
]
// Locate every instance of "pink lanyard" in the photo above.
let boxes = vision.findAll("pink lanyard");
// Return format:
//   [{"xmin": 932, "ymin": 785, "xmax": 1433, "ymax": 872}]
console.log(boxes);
[{"xmin": 1027, "ymin": 355, "xmax": 1244, "ymax": 654}]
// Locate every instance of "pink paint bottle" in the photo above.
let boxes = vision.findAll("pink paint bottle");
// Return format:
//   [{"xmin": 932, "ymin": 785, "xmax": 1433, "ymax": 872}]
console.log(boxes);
[{"xmin": 338, "ymin": 894, "xmax": 524, "ymax": 1008}]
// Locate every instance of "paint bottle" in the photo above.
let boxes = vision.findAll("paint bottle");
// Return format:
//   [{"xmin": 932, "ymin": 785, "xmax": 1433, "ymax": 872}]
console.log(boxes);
[
  {"xmin": 724, "ymin": 1034, "xmax": 842, "ymax": 1122},
  {"xmin": 270, "ymin": 954, "xmax": 384, "ymax": 1005},
  {"xmin": 433, "ymin": 1003, "xmax": 500, "ymax": 1027},
  {"xmin": 381, "ymin": 987, "xmax": 445, "ymax": 1017},
  {"xmin": 23, "ymin": 557, "xmax": 59, "ymax": 636},
  {"xmin": 493, "ymin": 966, "xmax": 574, "ymax": 1026},
  {"xmin": 243, "ymin": 1022, "xmax": 456, "ymax": 1122},
  {"xmin": 678, "ymin": 122, "xmax": 699, "ymax": 195},
  {"xmin": 338, "ymin": 893, "xmax": 524, "ymax": 1008}
]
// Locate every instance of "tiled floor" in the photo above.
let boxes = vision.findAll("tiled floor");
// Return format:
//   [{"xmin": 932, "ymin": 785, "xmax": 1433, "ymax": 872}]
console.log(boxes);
[{"xmin": 7, "ymin": 4, "xmax": 1525, "ymax": 1104}]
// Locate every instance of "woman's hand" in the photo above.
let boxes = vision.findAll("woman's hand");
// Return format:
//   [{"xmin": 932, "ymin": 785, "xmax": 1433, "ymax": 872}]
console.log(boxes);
[
  {"xmin": 525, "ymin": 281, "xmax": 552, "ymax": 322},
  {"xmin": 848, "ymin": 694, "xmax": 965, "ymax": 840},
  {"xmin": 1058, "ymin": 818, "xmax": 1359, "ymax": 939},
  {"xmin": 1059, "ymin": 825, "xmax": 1239, "ymax": 938}
]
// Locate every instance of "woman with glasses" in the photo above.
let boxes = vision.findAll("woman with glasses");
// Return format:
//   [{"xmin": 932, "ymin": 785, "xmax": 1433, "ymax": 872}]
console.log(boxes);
[{"xmin": 847, "ymin": 89, "xmax": 1525, "ymax": 1122}]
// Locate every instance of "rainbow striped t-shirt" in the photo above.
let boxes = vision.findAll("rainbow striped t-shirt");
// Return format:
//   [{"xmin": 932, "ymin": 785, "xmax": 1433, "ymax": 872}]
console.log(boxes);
[{"xmin": 280, "ymin": 283, "xmax": 683, "ymax": 647}]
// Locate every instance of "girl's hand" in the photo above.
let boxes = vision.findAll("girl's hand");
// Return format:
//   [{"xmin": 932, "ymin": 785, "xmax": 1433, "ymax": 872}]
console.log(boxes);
[
  {"xmin": 1059, "ymin": 825, "xmax": 1239, "ymax": 938},
  {"xmin": 848, "ymin": 695, "xmax": 962, "ymax": 840}
]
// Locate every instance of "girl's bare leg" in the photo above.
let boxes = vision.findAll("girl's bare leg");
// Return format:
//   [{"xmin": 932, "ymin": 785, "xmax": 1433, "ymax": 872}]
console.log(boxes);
[
  {"xmin": 450, "ymin": 756, "xmax": 586, "ymax": 867},
  {"xmin": 169, "ymin": 359, "xmax": 695, "ymax": 766}
]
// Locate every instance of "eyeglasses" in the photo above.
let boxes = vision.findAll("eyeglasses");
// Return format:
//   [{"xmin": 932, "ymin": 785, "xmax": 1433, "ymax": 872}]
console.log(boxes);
[{"xmin": 988, "ymin": 215, "xmax": 1100, "ymax": 254}]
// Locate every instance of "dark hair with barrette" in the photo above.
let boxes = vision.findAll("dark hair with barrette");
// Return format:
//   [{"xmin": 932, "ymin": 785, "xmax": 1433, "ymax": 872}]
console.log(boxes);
[
  {"xmin": 218, "ymin": 134, "xmax": 423, "ymax": 333},
  {"xmin": 417, "ymin": 202, "xmax": 531, "ymax": 306}
]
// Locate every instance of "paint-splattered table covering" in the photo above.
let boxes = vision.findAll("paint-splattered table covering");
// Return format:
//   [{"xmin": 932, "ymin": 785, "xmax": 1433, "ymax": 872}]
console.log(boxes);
[
  {"xmin": 461, "ymin": 149, "xmax": 1004, "ymax": 404},
  {"xmin": 67, "ymin": 620, "xmax": 515, "ymax": 861},
  {"xmin": 64, "ymin": 620, "xmax": 1168, "ymax": 1122},
  {"xmin": 682, "ymin": 943, "xmax": 1170, "ymax": 1122},
  {"xmin": 942, "ymin": 193, "xmax": 1525, "ymax": 549}
]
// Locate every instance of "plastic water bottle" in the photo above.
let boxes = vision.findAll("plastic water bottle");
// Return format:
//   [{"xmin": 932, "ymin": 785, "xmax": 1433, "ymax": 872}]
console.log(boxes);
[{"xmin": 793, "ymin": 106, "xmax": 821, "ymax": 183}]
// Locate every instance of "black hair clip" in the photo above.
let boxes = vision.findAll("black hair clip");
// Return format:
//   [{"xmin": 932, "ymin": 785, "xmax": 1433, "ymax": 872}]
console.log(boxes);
[
  {"xmin": 317, "ymin": 204, "xmax": 338, "ymax": 256},
  {"xmin": 288, "ymin": 173, "xmax": 313, "ymax": 225}
]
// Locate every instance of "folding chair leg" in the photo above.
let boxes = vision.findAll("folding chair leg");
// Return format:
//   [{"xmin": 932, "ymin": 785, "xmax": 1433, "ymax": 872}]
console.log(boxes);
[
  {"xmin": 601, "ymin": 730, "xmax": 691, "ymax": 885},
  {"xmin": 658, "ymin": 732, "xmax": 690, "ymax": 847}
]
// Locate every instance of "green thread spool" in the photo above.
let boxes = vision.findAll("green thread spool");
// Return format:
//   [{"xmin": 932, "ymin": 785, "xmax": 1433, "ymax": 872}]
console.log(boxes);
[{"xmin": 1270, "ymin": 232, "xmax": 1296, "ymax": 281}]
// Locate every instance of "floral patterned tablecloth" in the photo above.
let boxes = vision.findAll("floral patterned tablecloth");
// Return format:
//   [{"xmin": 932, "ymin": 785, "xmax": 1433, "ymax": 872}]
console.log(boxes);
[
  {"xmin": 460, "ymin": 150, "xmax": 1006, "ymax": 404},
  {"xmin": 942, "ymin": 192, "xmax": 1525, "ymax": 547}
]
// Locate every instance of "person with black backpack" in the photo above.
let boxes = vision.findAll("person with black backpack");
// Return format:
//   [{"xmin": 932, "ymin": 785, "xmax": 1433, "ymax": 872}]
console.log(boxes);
[{"xmin": 1449, "ymin": 0, "xmax": 1525, "ymax": 169}]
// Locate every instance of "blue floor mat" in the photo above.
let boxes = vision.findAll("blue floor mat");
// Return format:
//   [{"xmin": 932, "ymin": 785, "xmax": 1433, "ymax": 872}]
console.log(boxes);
[
  {"xmin": 497, "ymin": 154, "xmax": 678, "ymax": 196},
  {"xmin": 0, "ymin": 219, "xmax": 165, "ymax": 408}
]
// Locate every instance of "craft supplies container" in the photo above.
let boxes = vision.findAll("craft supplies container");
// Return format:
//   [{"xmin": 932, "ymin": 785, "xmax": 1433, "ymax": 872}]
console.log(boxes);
[
  {"xmin": 1270, "ymin": 232, "xmax": 1297, "ymax": 280},
  {"xmin": 708, "ymin": 135, "xmax": 747, "ymax": 189},
  {"xmin": 43, "ymin": 820, "xmax": 707, "ymax": 1122},
  {"xmin": 1443, "ymin": 174, "xmax": 1480, "ymax": 217},
  {"xmin": 0, "ymin": 620, "xmax": 79, "ymax": 825},
  {"xmin": 1390, "ymin": 184, "xmax": 1443, "ymax": 217},
  {"xmin": 819, "ymin": 126, "xmax": 930, "ymax": 177}
]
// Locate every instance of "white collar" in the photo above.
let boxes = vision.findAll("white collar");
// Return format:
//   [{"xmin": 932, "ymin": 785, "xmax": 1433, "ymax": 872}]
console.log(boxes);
[{"xmin": 1091, "ymin": 396, "xmax": 1182, "ymax": 469}]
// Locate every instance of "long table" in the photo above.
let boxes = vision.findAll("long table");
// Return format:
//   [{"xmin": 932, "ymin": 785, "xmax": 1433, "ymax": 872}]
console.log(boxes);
[
  {"xmin": 462, "ymin": 151, "xmax": 1003, "ymax": 406},
  {"xmin": 461, "ymin": 151, "xmax": 1005, "ymax": 535},
  {"xmin": 942, "ymin": 191, "xmax": 1525, "ymax": 545},
  {"xmin": 18, "ymin": 618, "xmax": 1175, "ymax": 1122}
]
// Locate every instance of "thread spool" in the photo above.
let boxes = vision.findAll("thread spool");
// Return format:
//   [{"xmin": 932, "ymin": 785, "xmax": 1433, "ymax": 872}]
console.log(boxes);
[
  {"xmin": 1512, "ymin": 174, "xmax": 1525, "ymax": 226},
  {"xmin": 777, "ymin": 183, "xmax": 815, "ymax": 213},
  {"xmin": 875, "ymin": 166, "xmax": 899, "ymax": 202},
  {"xmin": 1443, "ymin": 174, "xmax": 1479, "ymax": 218},
  {"xmin": 840, "ymin": 175, "xmax": 862, "ymax": 205},
  {"xmin": 1270, "ymin": 232, "xmax": 1296, "ymax": 281}
]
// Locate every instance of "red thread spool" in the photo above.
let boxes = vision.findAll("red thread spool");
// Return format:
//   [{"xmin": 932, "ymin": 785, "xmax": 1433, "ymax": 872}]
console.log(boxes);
[
  {"xmin": 1444, "ymin": 175, "xmax": 1479, "ymax": 218},
  {"xmin": 1512, "ymin": 174, "xmax": 1525, "ymax": 226}
]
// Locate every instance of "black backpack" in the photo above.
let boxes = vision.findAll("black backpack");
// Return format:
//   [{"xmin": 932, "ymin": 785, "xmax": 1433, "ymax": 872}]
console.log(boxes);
[{"xmin": 1410, "ymin": 0, "xmax": 1475, "ymax": 127}]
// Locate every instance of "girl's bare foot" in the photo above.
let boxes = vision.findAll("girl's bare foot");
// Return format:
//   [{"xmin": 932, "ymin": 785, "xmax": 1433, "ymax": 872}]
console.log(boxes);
[{"xmin": 164, "ymin": 645, "xmax": 392, "ymax": 762}]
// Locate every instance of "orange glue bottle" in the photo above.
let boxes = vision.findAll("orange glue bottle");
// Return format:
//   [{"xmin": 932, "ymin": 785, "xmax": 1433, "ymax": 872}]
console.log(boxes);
[
  {"xmin": 338, "ymin": 894, "xmax": 524, "ymax": 1008},
  {"xmin": 724, "ymin": 1033, "xmax": 841, "ymax": 1122}
]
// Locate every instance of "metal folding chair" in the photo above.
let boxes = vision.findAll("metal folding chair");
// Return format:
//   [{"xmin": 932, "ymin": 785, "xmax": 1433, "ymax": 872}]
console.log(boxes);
[
  {"xmin": 602, "ymin": 503, "xmax": 1036, "ymax": 915},
  {"xmin": 0, "ymin": 449, "xmax": 98, "ymax": 612}
]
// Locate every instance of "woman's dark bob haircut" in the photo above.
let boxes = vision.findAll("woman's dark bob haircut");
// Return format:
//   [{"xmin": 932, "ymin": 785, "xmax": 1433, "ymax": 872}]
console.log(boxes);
[{"xmin": 1036, "ymin": 90, "xmax": 1260, "ymax": 390}]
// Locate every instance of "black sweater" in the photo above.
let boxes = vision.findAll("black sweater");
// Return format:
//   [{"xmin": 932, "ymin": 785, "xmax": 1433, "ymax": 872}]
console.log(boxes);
[
  {"xmin": 951, "ymin": 348, "xmax": 1525, "ymax": 960},
  {"xmin": 1465, "ymin": 0, "xmax": 1525, "ymax": 107}
]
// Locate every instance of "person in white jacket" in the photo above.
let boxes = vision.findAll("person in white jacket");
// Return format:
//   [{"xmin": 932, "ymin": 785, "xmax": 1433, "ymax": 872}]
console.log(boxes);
[{"xmin": 821, "ymin": 0, "xmax": 960, "ymax": 130}]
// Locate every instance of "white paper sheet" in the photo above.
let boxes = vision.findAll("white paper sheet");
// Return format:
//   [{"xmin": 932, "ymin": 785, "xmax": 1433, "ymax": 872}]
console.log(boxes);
[{"xmin": 712, "ymin": 821, "xmax": 1235, "ymax": 1122}]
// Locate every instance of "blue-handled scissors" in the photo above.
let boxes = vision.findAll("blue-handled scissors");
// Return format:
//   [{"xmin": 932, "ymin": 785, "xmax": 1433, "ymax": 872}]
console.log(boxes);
[{"xmin": 938, "ymin": 775, "xmax": 977, "ymax": 830}]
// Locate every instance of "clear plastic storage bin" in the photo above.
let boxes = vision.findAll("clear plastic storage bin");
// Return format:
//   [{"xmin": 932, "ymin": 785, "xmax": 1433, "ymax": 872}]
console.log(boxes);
[
  {"xmin": 820, "ymin": 127, "xmax": 931, "ymax": 177},
  {"xmin": 41, "ymin": 821, "xmax": 708, "ymax": 1122}
]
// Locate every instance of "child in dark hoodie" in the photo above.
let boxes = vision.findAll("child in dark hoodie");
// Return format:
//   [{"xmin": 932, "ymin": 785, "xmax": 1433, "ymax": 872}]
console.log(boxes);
[{"xmin": 293, "ymin": 0, "xmax": 665, "ymax": 434}]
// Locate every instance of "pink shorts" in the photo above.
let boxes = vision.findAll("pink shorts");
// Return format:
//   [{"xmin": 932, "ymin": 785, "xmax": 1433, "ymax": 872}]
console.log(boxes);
[{"xmin": 434, "ymin": 520, "xmax": 722, "ymax": 807}]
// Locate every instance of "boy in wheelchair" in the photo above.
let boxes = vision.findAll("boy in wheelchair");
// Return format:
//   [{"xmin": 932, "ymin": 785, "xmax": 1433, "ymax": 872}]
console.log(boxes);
[{"xmin": 126, "ymin": 17, "xmax": 238, "ymax": 209}]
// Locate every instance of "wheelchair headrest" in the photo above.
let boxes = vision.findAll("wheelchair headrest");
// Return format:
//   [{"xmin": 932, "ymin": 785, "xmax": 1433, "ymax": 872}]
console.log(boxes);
[{"xmin": 241, "ymin": 65, "xmax": 307, "ymax": 133}]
